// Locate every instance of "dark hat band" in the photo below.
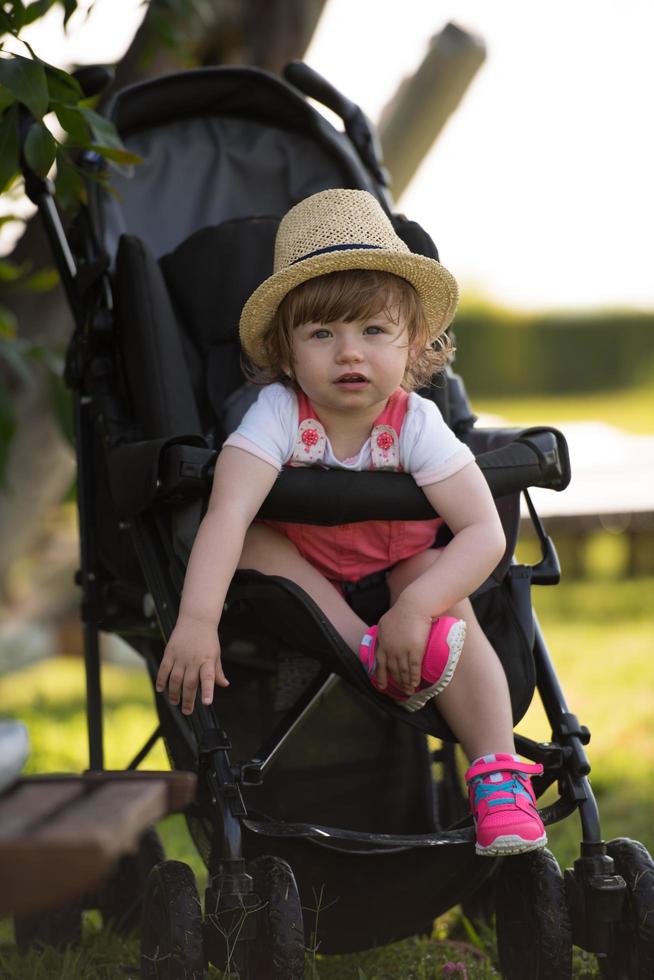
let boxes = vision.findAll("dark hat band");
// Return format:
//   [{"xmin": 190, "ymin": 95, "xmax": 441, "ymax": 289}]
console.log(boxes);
[{"xmin": 291, "ymin": 242, "xmax": 383, "ymax": 265}]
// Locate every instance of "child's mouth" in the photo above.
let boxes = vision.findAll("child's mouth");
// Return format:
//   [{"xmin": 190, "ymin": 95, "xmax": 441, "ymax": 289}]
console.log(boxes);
[{"xmin": 335, "ymin": 373, "xmax": 369, "ymax": 387}]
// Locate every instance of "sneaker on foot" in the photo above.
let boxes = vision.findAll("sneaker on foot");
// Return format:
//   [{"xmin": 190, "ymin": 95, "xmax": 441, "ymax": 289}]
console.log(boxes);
[
  {"xmin": 465, "ymin": 753, "xmax": 547, "ymax": 856},
  {"xmin": 358, "ymin": 616, "xmax": 466, "ymax": 712}
]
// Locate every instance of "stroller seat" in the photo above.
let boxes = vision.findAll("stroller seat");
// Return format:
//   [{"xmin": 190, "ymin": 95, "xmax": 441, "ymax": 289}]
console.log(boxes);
[{"xmin": 111, "ymin": 213, "xmax": 539, "ymax": 735}]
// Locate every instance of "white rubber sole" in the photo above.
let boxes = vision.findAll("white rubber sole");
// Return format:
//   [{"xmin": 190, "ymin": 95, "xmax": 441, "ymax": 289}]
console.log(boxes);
[
  {"xmin": 400, "ymin": 619, "xmax": 467, "ymax": 712},
  {"xmin": 475, "ymin": 832, "xmax": 548, "ymax": 857}
]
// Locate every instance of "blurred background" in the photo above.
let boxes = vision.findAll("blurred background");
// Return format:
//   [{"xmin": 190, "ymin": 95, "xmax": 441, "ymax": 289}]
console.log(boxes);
[{"xmin": 1, "ymin": 1, "xmax": 653, "ymax": 974}]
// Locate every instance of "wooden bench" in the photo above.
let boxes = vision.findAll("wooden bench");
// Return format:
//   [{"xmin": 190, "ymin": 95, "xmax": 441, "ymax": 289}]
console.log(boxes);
[{"xmin": 0, "ymin": 769, "xmax": 196, "ymax": 917}]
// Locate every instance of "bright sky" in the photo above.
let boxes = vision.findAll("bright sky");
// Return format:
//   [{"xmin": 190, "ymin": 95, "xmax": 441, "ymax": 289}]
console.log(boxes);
[{"xmin": 7, "ymin": 0, "xmax": 654, "ymax": 313}]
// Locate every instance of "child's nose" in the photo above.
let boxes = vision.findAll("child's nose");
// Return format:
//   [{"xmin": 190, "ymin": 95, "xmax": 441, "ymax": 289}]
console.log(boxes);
[{"xmin": 335, "ymin": 336, "xmax": 364, "ymax": 362}]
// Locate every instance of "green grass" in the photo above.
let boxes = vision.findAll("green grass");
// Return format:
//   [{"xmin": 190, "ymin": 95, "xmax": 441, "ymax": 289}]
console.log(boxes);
[
  {"xmin": 1, "ymin": 578, "xmax": 653, "ymax": 977},
  {"xmin": 0, "ymin": 922, "xmax": 145, "ymax": 980},
  {"xmin": 0, "ymin": 656, "xmax": 171, "ymax": 776},
  {"xmin": 472, "ymin": 384, "xmax": 654, "ymax": 434}
]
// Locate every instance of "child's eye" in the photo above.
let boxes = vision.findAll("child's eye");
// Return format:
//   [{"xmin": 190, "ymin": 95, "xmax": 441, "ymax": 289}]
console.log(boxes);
[
  {"xmin": 311, "ymin": 328, "xmax": 332, "ymax": 339},
  {"xmin": 364, "ymin": 325, "xmax": 384, "ymax": 335}
]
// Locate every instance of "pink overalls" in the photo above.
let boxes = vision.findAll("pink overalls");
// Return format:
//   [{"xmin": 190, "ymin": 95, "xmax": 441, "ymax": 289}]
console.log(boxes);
[{"xmin": 263, "ymin": 388, "xmax": 443, "ymax": 583}]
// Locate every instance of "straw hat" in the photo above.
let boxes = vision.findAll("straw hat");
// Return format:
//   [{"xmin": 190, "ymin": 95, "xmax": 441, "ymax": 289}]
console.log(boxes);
[{"xmin": 239, "ymin": 188, "xmax": 458, "ymax": 367}]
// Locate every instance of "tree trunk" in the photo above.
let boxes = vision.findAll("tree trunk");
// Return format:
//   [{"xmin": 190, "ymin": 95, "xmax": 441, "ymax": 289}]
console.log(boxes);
[
  {"xmin": 0, "ymin": 2, "xmax": 483, "ymax": 643},
  {"xmin": 0, "ymin": 0, "xmax": 327, "ymax": 595}
]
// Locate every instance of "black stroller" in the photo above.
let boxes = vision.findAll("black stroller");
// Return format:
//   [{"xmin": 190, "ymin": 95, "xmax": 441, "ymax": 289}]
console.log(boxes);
[{"xmin": 19, "ymin": 61, "xmax": 654, "ymax": 978}]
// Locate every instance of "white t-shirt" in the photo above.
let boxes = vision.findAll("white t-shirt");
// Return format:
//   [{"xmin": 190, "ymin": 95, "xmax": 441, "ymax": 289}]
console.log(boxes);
[{"xmin": 223, "ymin": 383, "xmax": 474, "ymax": 487}]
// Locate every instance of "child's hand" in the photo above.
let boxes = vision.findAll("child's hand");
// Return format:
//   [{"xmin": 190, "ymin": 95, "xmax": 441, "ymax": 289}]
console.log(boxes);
[
  {"xmin": 375, "ymin": 599, "xmax": 432, "ymax": 693},
  {"xmin": 156, "ymin": 614, "xmax": 229, "ymax": 715}
]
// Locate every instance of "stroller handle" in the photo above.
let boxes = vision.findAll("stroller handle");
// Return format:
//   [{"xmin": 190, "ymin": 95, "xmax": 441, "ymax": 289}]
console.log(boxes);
[{"xmin": 284, "ymin": 61, "xmax": 389, "ymax": 188}]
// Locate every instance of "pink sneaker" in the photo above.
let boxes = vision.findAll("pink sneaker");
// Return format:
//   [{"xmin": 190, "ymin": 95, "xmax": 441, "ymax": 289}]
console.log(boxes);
[
  {"xmin": 465, "ymin": 754, "xmax": 547, "ymax": 856},
  {"xmin": 358, "ymin": 616, "xmax": 466, "ymax": 712}
]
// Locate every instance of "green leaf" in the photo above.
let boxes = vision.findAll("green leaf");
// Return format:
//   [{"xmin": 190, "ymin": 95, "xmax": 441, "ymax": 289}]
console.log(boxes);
[
  {"xmin": 0, "ymin": 103, "xmax": 20, "ymax": 192},
  {"xmin": 92, "ymin": 144, "xmax": 142, "ymax": 165},
  {"xmin": 0, "ymin": 11, "xmax": 17, "ymax": 36},
  {"xmin": 44, "ymin": 61, "xmax": 82, "ymax": 105},
  {"xmin": 63, "ymin": 0, "xmax": 78, "ymax": 27},
  {"xmin": 78, "ymin": 105, "xmax": 123, "ymax": 150},
  {"xmin": 460, "ymin": 913, "xmax": 485, "ymax": 951},
  {"xmin": 54, "ymin": 146, "xmax": 86, "ymax": 208},
  {"xmin": 53, "ymin": 101, "xmax": 90, "ymax": 143},
  {"xmin": 0, "ymin": 86, "xmax": 16, "ymax": 112},
  {"xmin": 0, "ymin": 53, "xmax": 48, "ymax": 118},
  {"xmin": 24, "ymin": 119, "xmax": 56, "ymax": 175},
  {"xmin": 77, "ymin": 105, "xmax": 141, "ymax": 175},
  {"xmin": 7, "ymin": 1, "xmax": 26, "ymax": 33},
  {"xmin": 24, "ymin": 0, "xmax": 58, "ymax": 26}
]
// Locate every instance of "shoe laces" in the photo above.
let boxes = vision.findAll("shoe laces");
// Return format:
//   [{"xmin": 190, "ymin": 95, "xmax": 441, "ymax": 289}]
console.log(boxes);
[{"xmin": 471, "ymin": 772, "xmax": 533, "ymax": 808}]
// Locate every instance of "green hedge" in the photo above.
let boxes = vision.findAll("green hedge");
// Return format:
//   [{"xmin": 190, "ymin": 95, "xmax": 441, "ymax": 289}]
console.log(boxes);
[{"xmin": 450, "ymin": 305, "xmax": 654, "ymax": 397}]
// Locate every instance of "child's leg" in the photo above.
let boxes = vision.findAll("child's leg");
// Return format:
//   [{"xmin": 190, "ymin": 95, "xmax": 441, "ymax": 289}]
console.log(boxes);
[
  {"xmin": 238, "ymin": 524, "xmax": 368, "ymax": 652},
  {"xmin": 430, "ymin": 598, "xmax": 516, "ymax": 760},
  {"xmin": 388, "ymin": 549, "xmax": 546, "ymax": 856},
  {"xmin": 240, "ymin": 529, "xmax": 509, "ymax": 757},
  {"xmin": 240, "ymin": 526, "xmax": 461, "ymax": 710},
  {"xmin": 387, "ymin": 549, "xmax": 515, "ymax": 761}
]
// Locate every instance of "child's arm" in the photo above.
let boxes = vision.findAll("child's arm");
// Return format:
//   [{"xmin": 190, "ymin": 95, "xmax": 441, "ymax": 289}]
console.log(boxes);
[
  {"xmin": 375, "ymin": 461, "xmax": 506, "ymax": 693},
  {"xmin": 156, "ymin": 446, "xmax": 279, "ymax": 715}
]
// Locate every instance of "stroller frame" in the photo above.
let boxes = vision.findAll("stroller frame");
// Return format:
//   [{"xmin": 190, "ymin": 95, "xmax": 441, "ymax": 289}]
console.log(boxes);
[{"xmin": 18, "ymin": 60, "xmax": 650, "ymax": 977}]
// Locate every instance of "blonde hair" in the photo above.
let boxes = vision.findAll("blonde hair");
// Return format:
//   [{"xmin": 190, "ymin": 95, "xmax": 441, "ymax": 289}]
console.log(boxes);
[{"xmin": 246, "ymin": 269, "xmax": 453, "ymax": 390}]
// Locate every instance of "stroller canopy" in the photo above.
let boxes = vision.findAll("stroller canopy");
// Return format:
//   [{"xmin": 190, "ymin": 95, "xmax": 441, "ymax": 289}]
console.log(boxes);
[{"xmin": 91, "ymin": 67, "xmax": 384, "ymax": 263}]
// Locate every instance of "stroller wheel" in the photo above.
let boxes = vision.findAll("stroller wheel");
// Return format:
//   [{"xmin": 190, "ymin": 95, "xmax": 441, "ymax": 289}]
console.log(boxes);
[
  {"xmin": 99, "ymin": 825, "xmax": 165, "ymax": 934},
  {"xmin": 249, "ymin": 855, "xmax": 305, "ymax": 980},
  {"xmin": 14, "ymin": 898, "xmax": 82, "ymax": 952},
  {"xmin": 461, "ymin": 868, "xmax": 497, "ymax": 929},
  {"xmin": 495, "ymin": 848, "xmax": 572, "ymax": 980},
  {"xmin": 140, "ymin": 860, "xmax": 205, "ymax": 980},
  {"xmin": 599, "ymin": 838, "xmax": 654, "ymax": 979}
]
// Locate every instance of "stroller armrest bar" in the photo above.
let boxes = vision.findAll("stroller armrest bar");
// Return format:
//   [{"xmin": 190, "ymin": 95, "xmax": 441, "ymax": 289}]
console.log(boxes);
[
  {"xmin": 258, "ymin": 429, "xmax": 570, "ymax": 524},
  {"xmin": 260, "ymin": 469, "xmax": 432, "ymax": 523},
  {"xmin": 107, "ymin": 427, "xmax": 569, "ymax": 521}
]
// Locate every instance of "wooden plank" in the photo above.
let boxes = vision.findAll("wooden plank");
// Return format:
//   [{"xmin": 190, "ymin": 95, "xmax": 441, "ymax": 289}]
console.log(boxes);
[
  {"xmin": 0, "ymin": 780, "xmax": 86, "ymax": 838},
  {"xmin": 2, "ymin": 840, "xmax": 115, "ymax": 916},
  {"xmin": 33, "ymin": 781, "xmax": 168, "ymax": 855},
  {"xmin": 11, "ymin": 770, "xmax": 198, "ymax": 813},
  {"xmin": 80, "ymin": 769, "xmax": 197, "ymax": 812},
  {"xmin": 1, "ymin": 782, "xmax": 166, "ymax": 917},
  {"xmin": 0, "ymin": 771, "xmax": 197, "ymax": 916}
]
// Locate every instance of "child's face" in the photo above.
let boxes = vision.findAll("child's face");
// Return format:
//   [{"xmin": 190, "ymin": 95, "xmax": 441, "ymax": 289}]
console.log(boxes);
[{"xmin": 287, "ymin": 306, "xmax": 414, "ymax": 416}]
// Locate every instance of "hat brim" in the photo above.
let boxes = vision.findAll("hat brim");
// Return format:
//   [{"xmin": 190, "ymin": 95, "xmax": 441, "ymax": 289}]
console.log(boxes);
[{"xmin": 239, "ymin": 246, "xmax": 459, "ymax": 368}]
